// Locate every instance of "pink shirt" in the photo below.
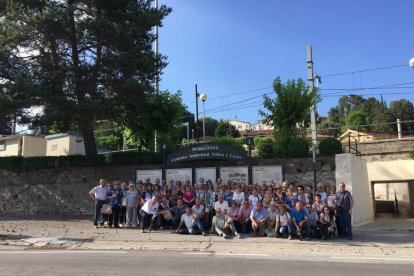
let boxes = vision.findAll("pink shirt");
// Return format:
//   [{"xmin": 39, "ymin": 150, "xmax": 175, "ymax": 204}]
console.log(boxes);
[
  {"xmin": 183, "ymin": 192, "xmax": 195, "ymax": 204},
  {"xmin": 238, "ymin": 205, "xmax": 253, "ymax": 221},
  {"xmin": 227, "ymin": 207, "xmax": 240, "ymax": 220}
]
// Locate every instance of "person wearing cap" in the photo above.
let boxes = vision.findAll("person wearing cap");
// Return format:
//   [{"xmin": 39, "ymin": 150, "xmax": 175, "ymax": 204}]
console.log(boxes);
[{"xmin": 139, "ymin": 196, "xmax": 159, "ymax": 233}]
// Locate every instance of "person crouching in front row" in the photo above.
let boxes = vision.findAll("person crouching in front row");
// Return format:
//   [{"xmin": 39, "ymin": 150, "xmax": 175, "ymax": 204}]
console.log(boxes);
[
  {"xmin": 139, "ymin": 196, "xmax": 159, "ymax": 233},
  {"xmin": 211, "ymin": 208, "xmax": 240, "ymax": 239}
]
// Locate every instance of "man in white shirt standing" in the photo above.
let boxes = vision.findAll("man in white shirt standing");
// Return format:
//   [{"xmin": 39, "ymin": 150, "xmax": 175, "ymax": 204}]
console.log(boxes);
[
  {"xmin": 139, "ymin": 196, "xmax": 159, "ymax": 233},
  {"xmin": 89, "ymin": 179, "xmax": 108, "ymax": 228}
]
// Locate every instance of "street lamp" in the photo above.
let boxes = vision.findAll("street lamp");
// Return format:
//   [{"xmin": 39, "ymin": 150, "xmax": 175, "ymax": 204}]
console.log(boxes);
[
  {"xmin": 409, "ymin": 57, "xmax": 414, "ymax": 68},
  {"xmin": 199, "ymin": 93, "xmax": 208, "ymax": 142}
]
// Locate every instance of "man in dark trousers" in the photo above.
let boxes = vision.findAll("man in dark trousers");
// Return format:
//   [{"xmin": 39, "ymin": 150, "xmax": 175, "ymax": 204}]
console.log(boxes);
[{"xmin": 336, "ymin": 182, "xmax": 353, "ymax": 240}]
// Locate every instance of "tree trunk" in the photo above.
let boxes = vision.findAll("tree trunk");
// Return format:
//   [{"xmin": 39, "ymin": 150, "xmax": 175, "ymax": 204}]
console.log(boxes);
[{"xmin": 79, "ymin": 121, "xmax": 97, "ymax": 156}]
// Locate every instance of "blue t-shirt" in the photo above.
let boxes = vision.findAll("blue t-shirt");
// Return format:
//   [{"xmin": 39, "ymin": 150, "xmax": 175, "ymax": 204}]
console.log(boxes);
[{"xmin": 291, "ymin": 208, "xmax": 308, "ymax": 224}]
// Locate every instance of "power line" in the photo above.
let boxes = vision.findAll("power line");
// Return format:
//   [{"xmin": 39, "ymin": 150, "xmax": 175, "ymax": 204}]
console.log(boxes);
[
  {"xmin": 320, "ymin": 64, "xmax": 407, "ymax": 78},
  {"xmin": 207, "ymin": 86, "xmax": 272, "ymax": 101}
]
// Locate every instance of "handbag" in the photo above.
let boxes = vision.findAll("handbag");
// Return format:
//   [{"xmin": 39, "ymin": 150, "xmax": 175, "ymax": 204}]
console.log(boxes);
[
  {"xmin": 101, "ymin": 204, "xmax": 113, "ymax": 215},
  {"xmin": 163, "ymin": 210, "xmax": 173, "ymax": 221},
  {"xmin": 121, "ymin": 198, "xmax": 127, "ymax": 207}
]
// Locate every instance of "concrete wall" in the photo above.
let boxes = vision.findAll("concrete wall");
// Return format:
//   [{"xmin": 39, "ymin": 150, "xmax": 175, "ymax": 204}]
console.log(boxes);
[
  {"xmin": 22, "ymin": 136, "xmax": 47, "ymax": 157},
  {"xmin": 0, "ymin": 139, "xmax": 20, "ymax": 157},
  {"xmin": 367, "ymin": 160, "xmax": 414, "ymax": 182},
  {"xmin": 336, "ymin": 154, "xmax": 374, "ymax": 226}
]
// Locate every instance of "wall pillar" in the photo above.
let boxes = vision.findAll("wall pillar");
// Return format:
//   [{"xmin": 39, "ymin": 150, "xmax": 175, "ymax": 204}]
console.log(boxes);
[{"xmin": 335, "ymin": 153, "xmax": 374, "ymax": 226}]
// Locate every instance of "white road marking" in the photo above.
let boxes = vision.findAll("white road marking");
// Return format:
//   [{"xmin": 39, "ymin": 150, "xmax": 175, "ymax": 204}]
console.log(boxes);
[
  {"xmin": 332, "ymin": 256, "xmax": 414, "ymax": 262},
  {"xmin": 182, "ymin": 252, "xmax": 269, "ymax": 257},
  {"xmin": 0, "ymin": 250, "xmax": 128, "ymax": 254}
]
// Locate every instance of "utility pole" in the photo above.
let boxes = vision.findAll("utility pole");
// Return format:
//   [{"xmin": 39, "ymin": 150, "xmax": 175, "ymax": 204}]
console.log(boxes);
[
  {"xmin": 154, "ymin": 0, "xmax": 159, "ymax": 152},
  {"xmin": 307, "ymin": 45, "xmax": 317, "ymax": 192},
  {"xmin": 195, "ymin": 84, "xmax": 200, "ymax": 142}
]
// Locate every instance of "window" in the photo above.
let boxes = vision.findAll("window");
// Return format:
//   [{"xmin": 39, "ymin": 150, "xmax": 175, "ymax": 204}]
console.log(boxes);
[{"xmin": 0, "ymin": 141, "xmax": 5, "ymax": 151}]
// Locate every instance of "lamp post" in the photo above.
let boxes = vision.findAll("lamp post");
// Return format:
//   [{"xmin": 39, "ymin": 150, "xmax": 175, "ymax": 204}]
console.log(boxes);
[{"xmin": 199, "ymin": 93, "xmax": 208, "ymax": 142}]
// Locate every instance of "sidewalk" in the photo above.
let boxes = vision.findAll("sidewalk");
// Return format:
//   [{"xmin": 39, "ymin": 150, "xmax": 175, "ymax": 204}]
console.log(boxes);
[{"xmin": 1, "ymin": 214, "xmax": 413, "ymax": 259}]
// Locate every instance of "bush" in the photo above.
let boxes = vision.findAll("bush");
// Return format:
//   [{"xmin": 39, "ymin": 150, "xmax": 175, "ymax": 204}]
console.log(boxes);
[
  {"xmin": 258, "ymin": 141, "xmax": 275, "ymax": 158},
  {"xmin": 319, "ymin": 138, "xmax": 343, "ymax": 156},
  {"xmin": 273, "ymin": 134, "xmax": 310, "ymax": 158},
  {"xmin": 287, "ymin": 137, "xmax": 310, "ymax": 157},
  {"xmin": 209, "ymin": 136, "xmax": 245, "ymax": 150},
  {"xmin": 253, "ymin": 136, "xmax": 273, "ymax": 150},
  {"xmin": 410, "ymin": 150, "xmax": 414, "ymax": 160}
]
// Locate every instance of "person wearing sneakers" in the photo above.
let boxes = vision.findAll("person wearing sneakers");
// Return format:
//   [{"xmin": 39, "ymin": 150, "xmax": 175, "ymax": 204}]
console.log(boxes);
[
  {"xmin": 89, "ymin": 179, "xmax": 108, "ymax": 228},
  {"xmin": 211, "ymin": 208, "xmax": 240, "ymax": 239},
  {"xmin": 250, "ymin": 201, "xmax": 268, "ymax": 237},
  {"xmin": 291, "ymin": 201, "xmax": 310, "ymax": 240},
  {"xmin": 336, "ymin": 182, "xmax": 353, "ymax": 240},
  {"xmin": 139, "ymin": 196, "xmax": 159, "ymax": 233},
  {"xmin": 176, "ymin": 206, "xmax": 206, "ymax": 235},
  {"xmin": 274, "ymin": 205, "xmax": 293, "ymax": 239}
]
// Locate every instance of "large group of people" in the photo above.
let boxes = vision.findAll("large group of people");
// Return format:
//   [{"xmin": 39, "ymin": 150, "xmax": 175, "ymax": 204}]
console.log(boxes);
[{"xmin": 89, "ymin": 177, "xmax": 353, "ymax": 241}]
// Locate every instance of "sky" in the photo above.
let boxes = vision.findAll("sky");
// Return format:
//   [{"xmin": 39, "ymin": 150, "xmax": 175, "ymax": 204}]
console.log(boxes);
[{"xmin": 157, "ymin": 0, "xmax": 414, "ymax": 124}]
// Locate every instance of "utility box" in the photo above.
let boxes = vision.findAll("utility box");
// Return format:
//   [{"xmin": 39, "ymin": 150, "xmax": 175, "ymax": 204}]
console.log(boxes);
[{"xmin": 45, "ymin": 134, "xmax": 85, "ymax": 156}]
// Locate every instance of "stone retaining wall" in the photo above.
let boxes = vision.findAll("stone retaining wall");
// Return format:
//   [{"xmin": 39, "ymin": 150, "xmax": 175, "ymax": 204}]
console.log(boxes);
[{"xmin": 0, "ymin": 157, "xmax": 335, "ymax": 215}]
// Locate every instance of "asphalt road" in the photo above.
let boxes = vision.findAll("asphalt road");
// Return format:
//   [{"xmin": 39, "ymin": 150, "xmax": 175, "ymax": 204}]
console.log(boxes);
[{"xmin": 0, "ymin": 250, "xmax": 413, "ymax": 276}]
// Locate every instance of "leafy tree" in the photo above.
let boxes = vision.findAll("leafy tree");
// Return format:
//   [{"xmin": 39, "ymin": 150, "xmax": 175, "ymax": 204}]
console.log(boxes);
[
  {"xmin": 344, "ymin": 111, "xmax": 369, "ymax": 129},
  {"xmin": 196, "ymin": 117, "xmax": 218, "ymax": 138},
  {"xmin": 124, "ymin": 90, "xmax": 186, "ymax": 151},
  {"xmin": 0, "ymin": 0, "xmax": 172, "ymax": 156},
  {"xmin": 215, "ymin": 120, "xmax": 240, "ymax": 138},
  {"xmin": 317, "ymin": 118, "xmax": 342, "ymax": 137},
  {"xmin": 259, "ymin": 77, "xmax": 318, "ymax": 138},
  {"xmin": 389, "ymin": 99, "xmax": 414, "ymax": 134}
]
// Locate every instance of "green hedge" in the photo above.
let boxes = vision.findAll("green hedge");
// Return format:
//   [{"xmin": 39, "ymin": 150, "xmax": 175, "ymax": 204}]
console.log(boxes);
[
  {"xmin": 410, "ymin": 150, "xmax": 414, "ymax": 160},
  {"xmin": 0, "ymin": 151, "xmax": 163, "ymax": 171},
  {"xmin": 319, "ymin": 138, "xmax": 343, "ymax": 156},
  {"xmin": 209, "ymin": 136, "xmax": 245, "ymax": 150},
  {"xmin": 107, "ymin": 151, "xmax": 162, "ymax": 165}
]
